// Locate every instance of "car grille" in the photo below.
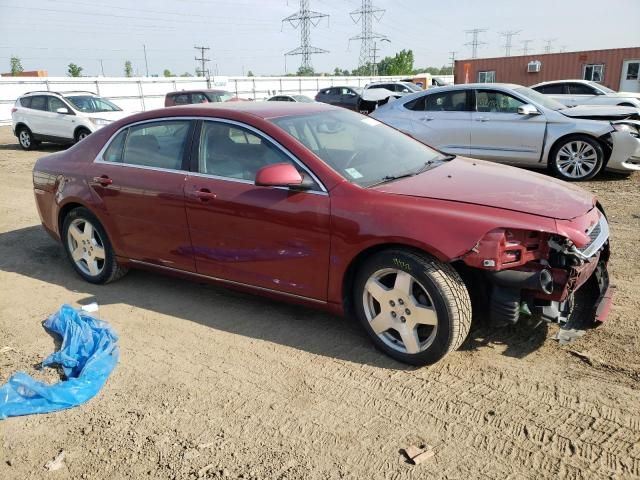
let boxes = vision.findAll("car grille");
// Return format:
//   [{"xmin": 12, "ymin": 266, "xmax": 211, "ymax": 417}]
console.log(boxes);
[{"xmin": 579, "ymin": 214, "xmax": 609, "ymax": 258}]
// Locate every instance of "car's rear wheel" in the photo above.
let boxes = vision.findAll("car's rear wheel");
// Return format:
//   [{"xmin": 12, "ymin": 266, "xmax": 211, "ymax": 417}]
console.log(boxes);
[
  {"xmin": 17, "ymin": 127, "xmax": 37, "ymax": 150},
  {"xmin": 353, "ymin": 249, "xmax": 472, "ymax": 365},
  {"xmin": 62, "ymin": 207, "xmax": 128, "ymax": 284},
  {"xmin": 549, "ymin": 135, "xmax": 604, "ymax": 181},
  {"xmin": 75, "ymin": 128, "xmax": 91, "ymax": 143}
]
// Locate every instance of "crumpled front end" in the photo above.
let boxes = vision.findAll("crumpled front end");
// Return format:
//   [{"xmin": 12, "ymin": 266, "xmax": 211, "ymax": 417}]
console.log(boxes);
[
  {"xmin": 461, "ymin": 205, "xmax": 613, "ymax": 330},
  {"xmin": 604, "ymin": 121, "xmax": 640, "ymax": 173}
]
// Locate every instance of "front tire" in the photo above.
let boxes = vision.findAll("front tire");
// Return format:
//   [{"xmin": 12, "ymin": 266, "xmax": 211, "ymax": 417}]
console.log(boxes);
[
  {"xmin": 549, "ymin": 135, "xmax": 604, "ymax": 181},
  {"xmin": 75, "ymin": 128, "xmax": 91, "ymax": 143},
  {"xmin": 62, "ymin": 207, "xmax": 128, "ymax": 284},
  {"xmin": 353, "ymin": 249, "xmax": 472, "ymax": 366}
]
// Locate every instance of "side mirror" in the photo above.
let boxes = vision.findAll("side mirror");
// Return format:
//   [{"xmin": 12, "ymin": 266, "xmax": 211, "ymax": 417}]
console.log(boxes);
[
  {"xmin": 56, "ymin": 107, "xmax": 70, "ymax": 114},
  {"xmin": 255, "ymin": 163, "xmax": 313, "ymax": 190},
  {"xmin": 517, "ymin": 104, "xmax": 541, "ymax": 115}
]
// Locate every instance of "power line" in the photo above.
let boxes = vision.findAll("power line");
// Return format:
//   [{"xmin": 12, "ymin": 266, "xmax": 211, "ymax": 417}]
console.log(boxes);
[
  {"xmin": 282, "ymin": 0, "xmax": 329, "ymax": 72},
  {"xmin": 464, "ymin": 28, "xmax": 487, "ymax": 59},
  {"xmin": 194, "ymin": 45, "xmax": 210, "ymax": 77},
  {"xmin": 520, "ymin": 39, "xmax": 533, "ymax": 55},
  {"xmin": 499, "ymin": 30, "xmax": 521, "ymax": 57},
  {"xmin": 349, "ymin": 0, "xmax": 389, "ymax": 69}
]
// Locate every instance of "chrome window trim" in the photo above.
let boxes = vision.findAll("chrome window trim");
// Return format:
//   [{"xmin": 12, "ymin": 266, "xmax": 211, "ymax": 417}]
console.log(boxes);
[{"xmin": 93, "ymin": 116, "xmax": 328, "ymax": 194}]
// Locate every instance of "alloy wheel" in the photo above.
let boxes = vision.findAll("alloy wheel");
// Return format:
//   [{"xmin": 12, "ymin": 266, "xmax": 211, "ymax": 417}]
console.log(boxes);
[
  {"xmin": 362, "ymin": 268, "xmax": 439, "ymax": 354},
  {"xmin": 77, "ymin": 131, "xmax": 89, "ymax": 141},
  {"xmin": 555, "ymin": 140, "xmax": 598, "ymax": 179},
  {"xmin": 66, "ymin": 218, "xmax": 106, "ymax": 277},
  {"xmin": 19, "ymin": 130, "xmax": 31, "ymax": 148}
]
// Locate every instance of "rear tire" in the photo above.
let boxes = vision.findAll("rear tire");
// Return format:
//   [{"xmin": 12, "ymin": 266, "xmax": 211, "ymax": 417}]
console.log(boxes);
[
  {"xmin": 353, "ymin": 249, "xmax": 472, "ymax": 366},
  {"xmin": 549, "ymin": 135, "xmax": 604, "ymax": 181},
  {"xmin": 17, "ymin": 127, "xmax": 36, "ymax": 150},
  {"xmin": 62, "ymin": 207, "xmax": 128, "ymax": 284}
]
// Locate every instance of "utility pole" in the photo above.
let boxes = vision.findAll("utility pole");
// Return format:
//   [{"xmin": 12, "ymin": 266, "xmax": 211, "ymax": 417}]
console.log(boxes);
[
  {"xmin": 448, "ymin": 51, "xmax": 456, "ymax": 75},
  {"xmin": 143, "ymin": 44, "xmax": 149, "ymax": 77},
  {"xmin": 99, "ymin": 59, "xmax": 105, "ymax": 76},
  {"xmin": 499, "ymin": 30, "xmax": 521, "ymax": 57},
  {"xmin": 520, "ymin": 39, "xmax": 533, "ymax": 55},
  {"xmin": 282, "ymin": 0, "xmax": 329, "ymax": 73},
  {"xmin": 465, "ymin": 28, "xmax": 487, "ymax": 59},
  {"xmin": 349, "ymin": 0, "xmax": 389, "ymax": 70},
  {"xmin": 370, "ymin": 38, "xmax": 390, "ymax": 76},
  {"xmin": 543, "ymin": 38, "xmax": 557, "ymax": 54},
  {"xmin": 194, "ymin": 45, "xmax": 211, "ymax": 77}
]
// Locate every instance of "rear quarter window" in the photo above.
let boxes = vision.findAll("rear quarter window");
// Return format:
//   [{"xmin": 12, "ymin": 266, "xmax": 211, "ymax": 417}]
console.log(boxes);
[{"xmin": 19, "ymin": 97, "xmax": 32, "ymax": 108}]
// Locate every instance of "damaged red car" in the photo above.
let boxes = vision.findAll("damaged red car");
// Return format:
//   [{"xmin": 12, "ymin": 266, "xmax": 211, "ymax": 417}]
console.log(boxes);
[{"xmin": 32, "ymin": 102, "xmax": 613, "ymax": 365}]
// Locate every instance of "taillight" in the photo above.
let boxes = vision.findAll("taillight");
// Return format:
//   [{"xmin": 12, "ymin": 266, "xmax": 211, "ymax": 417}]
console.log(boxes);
[{"xmin": 11, "ymin": 107, "xmax": 17, "ymax": 113}]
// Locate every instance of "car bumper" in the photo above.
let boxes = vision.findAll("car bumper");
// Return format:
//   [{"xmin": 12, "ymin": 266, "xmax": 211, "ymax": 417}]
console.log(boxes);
[{"xmin": 605, "ymin": 130, "xmax": 640, "ymax": 173}]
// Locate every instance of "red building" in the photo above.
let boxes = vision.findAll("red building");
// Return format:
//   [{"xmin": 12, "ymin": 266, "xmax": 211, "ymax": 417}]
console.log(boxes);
[{"xmin": 454, "ymin": 47, "xmax": 640, "ymax": 92}]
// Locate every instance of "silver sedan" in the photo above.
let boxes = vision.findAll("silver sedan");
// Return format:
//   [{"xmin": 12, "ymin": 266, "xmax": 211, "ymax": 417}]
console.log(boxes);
[{"xmin": 371, "ymin": 83, "xmax": 640, "ymax": 181}]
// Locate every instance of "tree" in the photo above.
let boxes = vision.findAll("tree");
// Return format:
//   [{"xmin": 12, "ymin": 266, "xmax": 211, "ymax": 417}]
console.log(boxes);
[
  {"xmin": 333, "ymin": 67, "xmax": 350, "ymax": 76},
  {"xmin": 124, "ymin": 60, "xmax": 133, "ymax": 78},
  {"xmin": 377, "ymin": 49, "xmax": 414, "ymax": 76},
  {"xmin": 10, "ymin": 56, "xmax": 24, "ymax": 75},
  {"xmin": 180, "ymin": 72, "xmax": 193, "ymax": 77},
  {"xmin": 247, "ymin": 70, "xmax": 254, "ymax": 77},
  {"xmin": 296, "ymin": 66, "xmax": 314, "ymax": 76},
  {"xmin": 163, "ymin": 69, "xmax": 173, "ymax": 77},
  {"xmin": 67, "ymin": 63, "xmax": 83, "ymax": 77}
]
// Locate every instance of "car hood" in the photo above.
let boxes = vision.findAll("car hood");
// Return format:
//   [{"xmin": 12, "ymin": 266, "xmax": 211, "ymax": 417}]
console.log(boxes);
[
  {"xmin": 371, "ymin": 157, "xmax": 594, "ymax": 220},
  {"xmin": 560, "ymin": 104, "xmax": 639, "ymax": 119}
]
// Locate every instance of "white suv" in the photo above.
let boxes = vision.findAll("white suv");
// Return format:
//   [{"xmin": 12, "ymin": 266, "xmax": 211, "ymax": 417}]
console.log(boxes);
[{"xmin": 12, "ymin": 91, "xmax": 129, "ymax": 150}]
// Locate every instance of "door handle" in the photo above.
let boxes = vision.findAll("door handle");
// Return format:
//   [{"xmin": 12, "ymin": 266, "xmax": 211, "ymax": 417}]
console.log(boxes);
[
  {"xmin": 421, "ymin": 116, "xmax": 434, "ymax": 122},
  {"xmin": 193, "ymin": 188, "xmax": 217, "ymax": 201},
  {"xmin": 475, "ymin": 117, "xmax": 490, "ymax": 122},
  {"xmin": 91, "ymin": 175, "xmax": 112, "ymax": 186}
]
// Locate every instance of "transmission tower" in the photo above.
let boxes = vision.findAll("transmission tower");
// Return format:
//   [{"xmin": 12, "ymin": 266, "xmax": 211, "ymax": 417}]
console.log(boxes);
[
  {"xmin": 520, "ymin": 39, "xmax": 533, "ymax": 55},
  {"xmin": 500, "ymin": 30, "xmax": 521, "ymax": 57},
  {"xmin": 282, "ymin": 0, "xmax": 329, "ymax": 72},
  {"xmin": 464, "ymin": 28, "xmax": 487, "ymax": 59},
  {"xmin": 194, "ymin": 46, "xmax": 210, "ymax": 77},
  {"xmin": 349, "ymin": 0, "xmax": 389, "ymax": 70},
  {"xmin": 543, "ymin": 38, "xmax": 557, "ymax": 54}
]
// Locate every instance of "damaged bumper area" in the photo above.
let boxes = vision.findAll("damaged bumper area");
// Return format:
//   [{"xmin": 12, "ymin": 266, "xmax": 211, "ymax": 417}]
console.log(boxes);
[
  {"xmin": 603, "ymin": 123, "xmax": 640, "ymax": 173},
  {"xmin": 462, "ymin": 207, "xmax": 613, "ymax": 329}
]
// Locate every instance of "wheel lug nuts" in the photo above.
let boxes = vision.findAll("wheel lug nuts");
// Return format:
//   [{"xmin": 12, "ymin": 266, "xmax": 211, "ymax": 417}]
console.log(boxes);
[
  {"xmin": 389, "ymin": 300, "xmax": 395, "ymax": 307},
  {"xmin": 405, "ymin": 308, "xmax": 411, "ymax": 315},
  {"xmin": 398, "ymin": 299, "xmax": 404, "ymax": 305},
  {"xmin": 400, "ymin": 316, "xmax": 406, "ymax": 323},
  {"xmin": 391, "ymin": 312, "xmax": 397, "ymax": 318}
]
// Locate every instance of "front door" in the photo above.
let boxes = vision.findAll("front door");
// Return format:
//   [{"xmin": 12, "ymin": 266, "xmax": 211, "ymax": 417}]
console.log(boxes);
[
  {"xmin": 46, "ymin": 96, "xmax": 77, "ymax": 140},
  {"xmin": 470, "ymin": 89, "xmax": 546, "ymax": 165},
  {"xmin": 620, "ymin": 60, "xmax": 640, "ymax": 92},
  {"xmin": 90, "ymin": 119, "xmax": 196, "ymax": 271},
  {"xmin": 184, "ymin": 119, "xmax": 331, "ymax": 301},
  {"xmin": 403, "ymin": 89, "xmax": 471, "ymax": 155}
]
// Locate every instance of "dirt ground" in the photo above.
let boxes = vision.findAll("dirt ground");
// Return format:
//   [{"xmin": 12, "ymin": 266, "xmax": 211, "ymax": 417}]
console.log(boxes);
[{"xmin": 0, "ymin": 125, "xmax": 639, "ymax": 480}]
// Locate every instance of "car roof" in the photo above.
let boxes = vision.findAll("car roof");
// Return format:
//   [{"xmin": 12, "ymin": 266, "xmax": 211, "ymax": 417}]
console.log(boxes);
[
  {"xmin": 22, "ymin": 90, "xmax": 98, "ymax": 97},
  {"xmin": 531, "ymin": 79, "xmax": 592, "ymax": 87},
  {"xmin": 168, "ymin": 89, "xmax": 231, "ymax": 94},
  {"xmin": 419, "ymin": 83, "xmax": 524, "ymax": 93}
]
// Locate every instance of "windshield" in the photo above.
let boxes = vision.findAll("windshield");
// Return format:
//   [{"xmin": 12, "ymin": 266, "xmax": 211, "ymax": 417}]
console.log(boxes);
[
  {"xmin": 271, "ymin": 110, "xmax": 443, "ymax": 187},
  {"xmin": 65, "ymin": 95, "xmax": 121, "ymax": 113},
  {"xmin": 513, "ymin": 87, "xmax": 566, "ymax": 111},
  {"xmin": 206, "ymin": 91, "xmax": 234, "ymax": 102},
  {"xmin": 292, "ymin": 95, "xmax": 314, "ymax": 103}
]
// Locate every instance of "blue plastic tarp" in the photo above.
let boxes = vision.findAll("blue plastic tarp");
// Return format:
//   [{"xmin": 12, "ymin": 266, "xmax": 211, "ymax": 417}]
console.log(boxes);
[{"xmin": 0, "ymin": 305, "xmax": 119, "ymax": 419}]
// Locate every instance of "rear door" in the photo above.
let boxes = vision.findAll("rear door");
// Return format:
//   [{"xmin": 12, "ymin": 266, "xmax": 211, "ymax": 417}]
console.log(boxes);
[
  {"xmin": 90, "ymin": 119, "xmax": 196, "ymax": 271},
  {"xmin": 402, "ymin": 89, "xmax": 471, "ymax": 155},
  {"xmin": 470, "ymin": 88, "xmax": 546, "ymax": 165},
  {"xmin": 184, "ymin": 119, "xmax": 331, "ymax": 300},
  {"xmin": 25, "ymin": 95, "xmax": 50, "ymax": 135}
]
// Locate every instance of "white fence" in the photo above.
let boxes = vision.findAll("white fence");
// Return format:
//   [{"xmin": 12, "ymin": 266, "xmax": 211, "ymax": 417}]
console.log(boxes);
[{"xmin": 0, "ymin": 75, "xmax": 406, "ymax": 125}]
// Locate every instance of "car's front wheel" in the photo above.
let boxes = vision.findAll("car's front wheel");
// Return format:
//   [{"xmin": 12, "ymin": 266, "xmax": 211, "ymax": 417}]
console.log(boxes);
[
  {"xmin": 354, "ymin": 249, "xmax": 472, "ymax": 365},
  {"xmin": 62, "ymin": 207, "xmax": 128, "ymax": 284},
  {"xmin": 75, "ymin": 128, "xmax": 91, "ymax": 143},
  {"xmin": 549, "ymin": 135, "xmax": 604, "ymax": 181}
]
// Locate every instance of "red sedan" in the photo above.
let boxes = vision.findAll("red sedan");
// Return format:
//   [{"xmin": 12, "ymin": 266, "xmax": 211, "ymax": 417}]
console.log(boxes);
[{"xmin": 32, "ymin": 102, "xmax": 613, "ymax": 365}]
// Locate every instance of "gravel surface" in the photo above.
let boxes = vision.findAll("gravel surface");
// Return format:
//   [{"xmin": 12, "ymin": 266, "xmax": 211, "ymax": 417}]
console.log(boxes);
[{"xmin": 0, "ymin": 126, "xmax": 639, "ymax": 479}]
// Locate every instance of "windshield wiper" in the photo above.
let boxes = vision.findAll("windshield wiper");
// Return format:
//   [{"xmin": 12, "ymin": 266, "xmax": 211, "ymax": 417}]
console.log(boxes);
[{"xmin": 367, "ymin": 160, "xmax": 440, "ymax": 188}]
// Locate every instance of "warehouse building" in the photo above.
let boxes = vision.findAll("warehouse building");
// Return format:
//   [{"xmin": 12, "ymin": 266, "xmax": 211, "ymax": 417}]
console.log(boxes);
[{"xmin": 454, "ymin": 47, "xmax": 640, "ymax": 92}]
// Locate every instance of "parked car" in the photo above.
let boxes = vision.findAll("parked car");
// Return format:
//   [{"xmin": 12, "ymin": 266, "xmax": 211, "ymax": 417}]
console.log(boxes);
[
  {"xmin": 371, "ymin": 83, "xmax": 640, "ymax": 181},
  {"xmin": 12, "ymin": 91, "xmax": 128, "ymax": 150},
  {"xmin": 531, "ymin": 80, "xmax": 640, "ymax": 108},
  {"xmin": 165, "ymin": 89, "xmax": 241, "ymax": 106},
  {"xmin": 267, "ymin": 94, "xmax": 314, "ymax": 103},
  {"xmin": 358, "ymin": 81, "xmax": 424, "ymax": 114},
  {"xmin": 33, "ymin": 102, "xmax": 613, "ymax": 365},
  {"xmin": 364, "ymin": 81, "xmax": 422, "ymax": 95},
  {"xmin": 315, "ymin": 86, "xmax": 363, "ymax": 111}
]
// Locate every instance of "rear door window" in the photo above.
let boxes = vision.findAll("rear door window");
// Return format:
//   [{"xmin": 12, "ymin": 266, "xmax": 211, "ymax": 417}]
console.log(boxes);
[
  {"xmin": 173, "ymin": 93, "xmax": 191, "ymax": 105},
  {"xmin": 104, "ymin": 121, "xmax": 192, "ymax": 170},
  {"xmin": 29, "ymin": 96, "xmax": 47, "ymax": 111},
  {"xmin": 425, "ymin": 91, "xmax": 468, "ymax": 111},
  {"xmin": 534, "ymin": 83, "xmax": 565, "ymax": 94},
  {"xmin": 191, "ymin": 93, "xmax": 209, "ymax": 103}
]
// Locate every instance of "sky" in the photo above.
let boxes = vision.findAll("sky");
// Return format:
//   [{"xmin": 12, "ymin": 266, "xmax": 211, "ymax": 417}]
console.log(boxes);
[{"xmin": 1, "ymin": 0, "xmax": 639, "ymax": 77}]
